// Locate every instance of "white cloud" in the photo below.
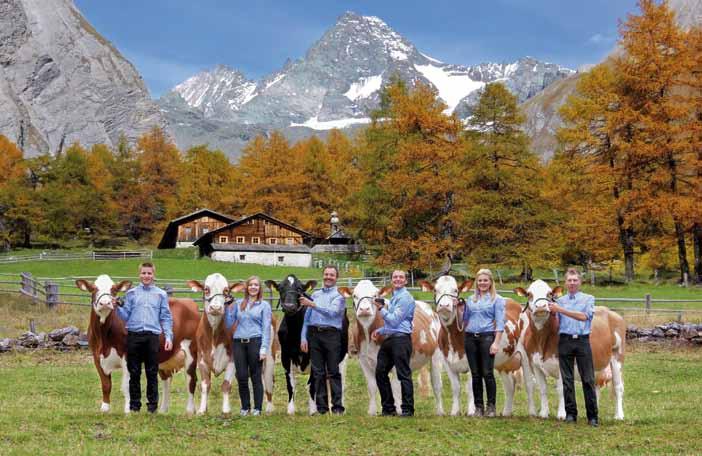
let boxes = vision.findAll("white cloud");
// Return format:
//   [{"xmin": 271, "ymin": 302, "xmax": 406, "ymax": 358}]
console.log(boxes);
[
  {"xmin": 122, "ymin": 49, "xmax": 208, "ymax": 97},
  {"xmin": 587, "ymin": 33, "xmax": 615, "ymax": 46}
]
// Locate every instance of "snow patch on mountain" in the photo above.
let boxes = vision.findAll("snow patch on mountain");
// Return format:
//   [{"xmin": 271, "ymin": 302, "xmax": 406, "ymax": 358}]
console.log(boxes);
[
  {"xmin": 414, "ymin": 64, "xmax": 485, "ymax": 113},
  {"xmin": 290, "ymin": 116, "xmax": 372, "ymax": 130},
  {"xmin": 344, "ymin": 74, "xmax": 383, "ymax": 101}
]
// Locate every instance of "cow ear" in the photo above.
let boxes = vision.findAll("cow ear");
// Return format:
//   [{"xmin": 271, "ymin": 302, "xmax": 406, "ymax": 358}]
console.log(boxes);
[
  {"xmin": 337, "ymin": 287, "xmax": 352, "ymax": 298},
  {"xmin": 378, "ymin": 286, "xmax": 393, "ymax": 297},
  {"xmin": 419, "ymin": 280, "xmax": 434, "ymax": 292},
  {"xmin": 75, "ymin": 279, "xmax": 95, "ymax": 292},
  {"xmin": 552, "ymin": 286, "xmax": 564, "ymax": 299},
  {"xmin": 304, "ymin": 280, "xmax": 317, "ymax": 292},
  {"xmin": 230, "ymin": 282, "xmax": 246, "ymax": 293},
  {"xmin": 459, "ymin": 279, "xmax": 474, "ymax": 292},
  {"xmin": 514, "ymin": 287, "xmax": 528, "ymax": 297},
  {"xmin": 264, "ymin": 280, "xmax": 278, "ymax": 291},
  {"xmin": 112, "ymin": 281, "xmax": 131, "ymax": 294},
  {"xmin": 187, "ymin": 280, "xmax": 204, "ymax": 292}
]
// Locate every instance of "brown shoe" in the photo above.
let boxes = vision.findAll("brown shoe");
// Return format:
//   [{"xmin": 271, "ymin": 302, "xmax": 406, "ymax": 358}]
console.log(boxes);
[
  {"xmin": 474, "ymin": 407, "xmax": 484, "ymax": 417},
  {"xmin": 485, "ymin": 405, "xmax": 496, "ymax": 418}
]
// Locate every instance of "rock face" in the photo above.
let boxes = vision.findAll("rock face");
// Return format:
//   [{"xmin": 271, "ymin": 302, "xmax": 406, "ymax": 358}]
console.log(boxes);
[
  {"xmin": 521, "ymin": 0, "xmax": 702, "ymax": 159},
  {"xmin": 0, "ymin": 0, "xmax": 167, "ymax": 155},
  {"xmin": 159, "ymin": 12, "xmax": 573, "ymax": 159}
]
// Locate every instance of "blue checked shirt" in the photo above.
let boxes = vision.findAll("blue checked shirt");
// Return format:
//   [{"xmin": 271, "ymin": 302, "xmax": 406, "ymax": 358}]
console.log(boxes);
[
  {"xmin": 116, "ymin": 284, "xmax": 173, "ymax": 342},
  {"xmin": 463, "ymin": 293, "xmax": 506, "ymax": 334},
  {"xmin": 301, "ymin": 287, "xmax": 346, "ymax": 343},
  {"xmin": 556, "ymin": 292, "xmax": 594, "ymax": 336},
  {"xmin": 225, "ymin": 299, "xmax": 272, "ymax": 356},
  {"xmin": 378, "ymin": 287, "xmax": 415, "ymax": 336}
]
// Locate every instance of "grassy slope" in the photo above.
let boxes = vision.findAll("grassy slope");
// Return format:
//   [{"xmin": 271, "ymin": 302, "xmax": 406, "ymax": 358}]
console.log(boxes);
[{"xmin": 0, "ymin": 347, "xmax": 700, "ymax": 455}]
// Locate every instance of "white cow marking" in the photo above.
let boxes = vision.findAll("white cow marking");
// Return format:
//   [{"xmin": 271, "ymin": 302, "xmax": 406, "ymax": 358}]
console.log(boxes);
[{"xmin": 99, "ymin": 348, "xmax": 123, "ymax": 375}]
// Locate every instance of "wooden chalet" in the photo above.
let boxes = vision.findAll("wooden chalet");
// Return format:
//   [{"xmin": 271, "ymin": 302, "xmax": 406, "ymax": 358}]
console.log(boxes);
[
  {"xmin": 193, "ymin": 213, "xmax": 314, "ymax": 267},
  {"xmin": 157, "ymin": 209, "xmax": 236, "ymax": 249}
]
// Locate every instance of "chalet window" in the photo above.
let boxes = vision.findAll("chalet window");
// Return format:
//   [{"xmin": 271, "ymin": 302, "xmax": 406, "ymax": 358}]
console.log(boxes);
[
  {"xmin": 183, "ymin": 227, "xmax": 192, "ymax": 239},
  {"xmin": 278, "ymin": 256, "xmax": 285, "ymax": 263},
  {"xmin": 239, "ymin": 255, "xmax": 246, "ymax": 261},
  {"xmin": 268, "ymin": 238, "xmax": 277, "ymax": 245},
  {"xmin": 201, "ymin": 228, "xmax": 209, "ymax": 235},
  {"xmin": 218, "ymin": 236, "xmax": 228, "ymax": 243},
  {"xmin": 236, "ymin": 236, "xmax": 245, "ymax": 244},
  {"xmin": 286, "ymin": 238, "xmax": 294, "ymax": 245},
  {"xmin": 246, "ymin": 219, "xmax": 254, "ymax": 225},
  {"xmin": 252, "ymin": 237, "xmax": 260, "ymax": 244}
]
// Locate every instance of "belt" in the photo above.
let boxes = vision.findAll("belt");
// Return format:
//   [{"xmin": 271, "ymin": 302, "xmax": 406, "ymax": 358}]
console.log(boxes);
[
  {"xmin": 309, "ymin": 325, "xmax": 340, "ymax": 333},
  {"xmin": 466, "ymin": 332, "xmax": 493, "ymax": 338},
  {"xmin": 385, "ymin": 332, "xmax": 411, "ymax": 340},
  {"xmin": 128, "ymin": 330, "xmax": 158, "ymax": 336},
  {"xmin": 559, "ymin": 333, "xmax": 589, "ymax": 340},
  {"xmin": 234, "ymin": 337, "xmax": 261, "ymax": 344}
]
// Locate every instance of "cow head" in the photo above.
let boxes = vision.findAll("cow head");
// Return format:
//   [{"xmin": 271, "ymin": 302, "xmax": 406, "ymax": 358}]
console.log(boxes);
[
  {"xmin": 420, "ymin": 276, "xmax": 473, "ymax": 327},
  {"xmin": 514, "ymin": 279, "xmax": 563, "ymax": 330},
  {"xmin": 76, "ymin": 275, "xmax": 131, "ymax": 324},
  {"xmin": 265, "ymin": 275, "xmax": 316, "ymax": 316},
  {"xmin": 188, "ymin": 273, "xmax": 242, "ymax": 326},
  {"xmin": 338, "ymin": 280, "xmax": 392, "ymax": 330}
]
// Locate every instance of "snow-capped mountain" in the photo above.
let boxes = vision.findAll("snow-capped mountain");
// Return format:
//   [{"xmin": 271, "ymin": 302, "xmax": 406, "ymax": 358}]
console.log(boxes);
[{"xmin": 159, "ymin": 12, "xmax": 573, "ymax": 157}]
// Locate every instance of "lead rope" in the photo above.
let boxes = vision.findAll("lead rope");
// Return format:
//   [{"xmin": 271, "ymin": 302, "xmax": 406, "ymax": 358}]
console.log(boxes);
[{"xmin": 456, "ymin": 297, "xmax": 466, "ymax": 332}]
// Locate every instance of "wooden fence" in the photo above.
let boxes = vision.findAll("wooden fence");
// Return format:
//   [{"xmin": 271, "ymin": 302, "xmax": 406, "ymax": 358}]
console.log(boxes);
[
  {"xmin": 0, "ymin": 250, "xmax": 152, "ymax": 264},
  {"xmin": 0, "ymin": 273, "xmax": 701, "ymax": 321}
]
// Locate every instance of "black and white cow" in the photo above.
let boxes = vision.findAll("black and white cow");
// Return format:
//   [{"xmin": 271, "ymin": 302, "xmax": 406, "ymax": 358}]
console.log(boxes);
[{"xmin": 265, "ymin": 274, "xmax": 349, "ymax": 415}]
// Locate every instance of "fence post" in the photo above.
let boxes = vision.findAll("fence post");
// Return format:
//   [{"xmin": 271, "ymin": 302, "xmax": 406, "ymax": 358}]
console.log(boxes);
[
  {"xmin": 29, "ymin": 319, "xmax": 36, "ymax": 334},
  {"xmin": 410, "ymin": 270, "xmax": 415, "ymax": 288},
  {"xmin": 645, "ymin": 293, "xmax": 652, "ymax": 314},
  {"xmin": 590, "ymin": 270, "xmax": 596, "ymax": 287},
  {"xmin": 45, "ymin": 281, "xmax": 59, "ymax": 308},
  {"xmin": 553, "ymin": 269, "xmax": 559, "ymax": 286},
  {"xmin": 683, "ymin": 272, "xmax": 689, "ymax": 288},
  {"xmin": 164, "ymin": 285, "xmax": 174, "ymax": 297},
  {"xmin": 20, "ymin": 272, "xmax": 32, "ymax": 296},
  {"xmin": 496, "ymin": 270, "xmax": 503, "ymax": 285}
]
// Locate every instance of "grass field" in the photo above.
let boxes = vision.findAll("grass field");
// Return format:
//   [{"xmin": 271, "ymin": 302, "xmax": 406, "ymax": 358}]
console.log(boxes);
[{"xmin": 0, "ymin": 345, "xmax": 701, "ymax": 455}]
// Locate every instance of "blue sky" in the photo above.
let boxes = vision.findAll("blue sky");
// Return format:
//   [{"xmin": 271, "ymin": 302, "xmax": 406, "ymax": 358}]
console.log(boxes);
[{"xmin": 74, "ymin": 0, "xmax": 640, "ymax": 98}]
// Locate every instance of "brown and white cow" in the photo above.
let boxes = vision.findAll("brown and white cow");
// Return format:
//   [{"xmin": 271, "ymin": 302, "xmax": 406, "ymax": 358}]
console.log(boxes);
[
  {"xmin": 76, "ymin": 274, "xmax": 200, "ymax": 414},
  {"xmin": 187, "ymin": 273, "xmax": 278, "ymax": 415},
  {"xmin": 422, "ymin": 276, "xmax": 531, "ymax": 416},
  {"xmin": 515, "ymin": 279, "xmax": 626, "ymax": 420},
  {"xmin": 338, "ymin": 280, "xmax": 445, "ymax": 416}
]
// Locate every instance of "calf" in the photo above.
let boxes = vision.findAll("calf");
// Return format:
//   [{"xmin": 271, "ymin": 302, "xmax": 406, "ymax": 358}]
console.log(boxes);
[
  {"xmin": 515, "ymin": 280, "xmax": 626, "ymax": 420},
  {"xmin": 266, "ymin": 275, "xmax": 349, "ymax": 415},
  {"xmin": 339, "ymin": 280, "xmax": 445, "ymax": 416},
  {"xmin": 76, "ymin": 275, "xmax": 199, "ymax": 414},
  {"xmin": 187, "ymin": 273, "xmax": 278, "ymax": 415}
]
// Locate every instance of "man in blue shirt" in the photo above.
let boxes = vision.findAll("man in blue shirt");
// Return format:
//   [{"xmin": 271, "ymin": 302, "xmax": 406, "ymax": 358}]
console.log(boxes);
[
  {"xmin": 299, "ymin": 265, "xmax": 346, "ymax": 415},
  {"xmin": 115, "ymin": 262, "xmax": 173, "ymax": 413},
  {"xmin": 372, "ymin": 270, "xmax": 415, "ymax": 417},
  {"xmin": 549, "ymin": 268, "xmax": 598, "ymax": 427}
]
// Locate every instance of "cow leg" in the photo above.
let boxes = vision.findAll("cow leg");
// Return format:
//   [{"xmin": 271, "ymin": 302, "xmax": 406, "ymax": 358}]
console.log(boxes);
[
  {"xmin": 263, "ymin": 353, "xmax": 275, "ymax": 414},
  {"xmin": 534, "ymin": 367, "xmax": 550, "ymax": 418},
  {"xmin": 430, "ymin": 351, "xmax": 445, "ymax": 416},
  {"xmin": 120, "ymin": 358, "xmax": 130, "ymax": 414},
  {"xmin": 611, "ymin": 356, "xmax": 625, "ymax": 420},
  {"xmin": 197, "ymin": 363, "xmax": 211, "ymax": 415},
  {"xmin": 555, "ymin": 373, "xmax": 566, "ymax": 420},
  {"xmin": 96, "ymin": 363, "xmax": 112, "ymax": 413},
  {"xmin": 339, "ymin": 354, "xmax": 348, "ymax": 408},
  {"xmin": 465, "ymin": 372, "xmax": 475, "ymax": 416},
  {"xmin": 182, "ymin": 340, "xmax": 197, "ymax": 415},
  {"xmin": 500, "ymin": 371, "xmax": 515, "ymax": 417},
  {"xmin": 284, "ymin": 358, "xmax": 296, "ymax": 415},
  {"xmin": 308, "ymin": 373, "xmax": 317, "ymax": 416},
  {"xmin": 389, "ymin": 368, "xmax": 402, "ymax": 415},
  {"xmin": 520, "ymin": 352, "xmax": 537, "ymax": 416},
  {"xmin": 359, "ymin": 355, "xmax": 379, "ymax": 416},
  {"xmin": 222, "ymin": 360, "xmax": 235, "ymax": 415},
  {"xmin": 444, "ymin": 366, "xmax": 462, "ymax": 416},
  {"xmin": 160, "ymin": 376, "xmax": 171, "ymax": 414}
]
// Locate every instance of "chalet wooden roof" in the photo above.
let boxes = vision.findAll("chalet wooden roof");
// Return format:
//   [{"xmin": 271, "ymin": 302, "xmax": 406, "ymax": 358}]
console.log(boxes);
[
  {"xmin": 157, "ymin": 208, "xmax": 237, "ymax": 249},
  {"xmin": 192, "ymin": 212, "xmax": 313, "ymax": 247}
]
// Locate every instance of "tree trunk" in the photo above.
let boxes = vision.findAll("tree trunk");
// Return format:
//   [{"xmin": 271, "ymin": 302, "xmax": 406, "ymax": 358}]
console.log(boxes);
[
  {"xmin": 616, "ymin": 212, "xmax": 635, "ymax": 283},
  {"xmin": 693, "ymin": 223, "xmax": 702, "ymax": 284},
  {"xmin": 674, "ymin": 220, "xmax": 690, "ymax": 284},
  {"xmin": 520, "ymin": 262, "xmax": 533, "ymax": 282}
]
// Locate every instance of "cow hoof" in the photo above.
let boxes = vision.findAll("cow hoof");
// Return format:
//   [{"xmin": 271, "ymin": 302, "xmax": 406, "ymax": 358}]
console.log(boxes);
[
  {"xmin": 265, "ymin": 404, "xmax": 274, "ymax": 414},
  {"xmin": 100, "ymin": 402, "xmax": 110, "ymax": 413},
  {"xmin": 287, "ymin": 403, "xmax": 295, "ymax": 415},
  {"xmin": 557, "ymin": 413, "xmax": 566, "ymax": 421}
]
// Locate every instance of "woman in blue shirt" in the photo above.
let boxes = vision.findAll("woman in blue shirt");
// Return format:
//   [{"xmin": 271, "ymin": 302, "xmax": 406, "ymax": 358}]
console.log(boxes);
[
  {"xmin": 225, "ymin": 275, "xmax": 272, "ymax": 416},
  {"xmin": 459, "ymin": 268, "xmax": 505, "ymax": 418}
]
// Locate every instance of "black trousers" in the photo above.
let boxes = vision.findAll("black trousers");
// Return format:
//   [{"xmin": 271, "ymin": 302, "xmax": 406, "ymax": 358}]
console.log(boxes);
[
  {"xmin": 233, "ymin": 337, "xmax": 264, "ymax": 412},
  {"xmin": 126, "ymin": 331, "xmax": 160, "ymax": 412},
  {"xmin": 558, "ymin": 334, "xmax": 598, "ymax": 421},
  {"xmin": 308, "ymin": 327, "xmax": 344, "ymax": 414},
  {"xmin": 464, "ymin": 332, "xmax": 496, "ymax": 410},
  {"xmin": 375, "ymin": 333, "xmax": 413, "ymax": 415}
]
